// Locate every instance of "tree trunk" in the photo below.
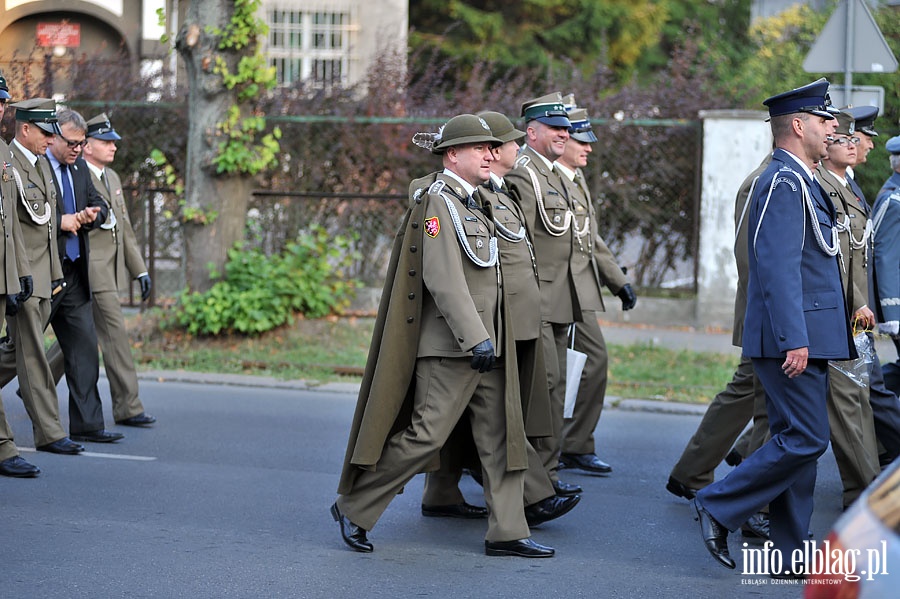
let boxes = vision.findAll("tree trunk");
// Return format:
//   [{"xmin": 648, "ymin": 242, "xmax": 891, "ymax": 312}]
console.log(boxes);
[{"xmin": 175, "ymin": 0, "xmax": 253, "ymax": 292}]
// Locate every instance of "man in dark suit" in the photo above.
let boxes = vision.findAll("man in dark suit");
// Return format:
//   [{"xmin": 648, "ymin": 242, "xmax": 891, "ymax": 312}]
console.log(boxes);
[
  {"xmin": 692, "ymin": 80, "xmax": 853, "ymax": 576},
  {"xmin": 0, "ymin": 98, "xmax": 83, "ymax": 456},
  {"xmin": 44, "ymin": 108, "xmax": 121, "ymax": 444}
]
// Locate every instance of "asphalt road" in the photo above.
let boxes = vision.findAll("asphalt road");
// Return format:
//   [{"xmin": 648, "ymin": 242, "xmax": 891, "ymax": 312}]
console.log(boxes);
[{"xmin": 0, "ymin": 377, "xmax": 845, "ymax": 598}]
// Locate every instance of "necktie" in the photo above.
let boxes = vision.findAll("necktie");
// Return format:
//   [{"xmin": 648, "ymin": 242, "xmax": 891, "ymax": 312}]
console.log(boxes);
[
  {"xmin": 59, "ymin": 163, "xmax": 80, "ymax": 261},
  {"xmin": 100, "ymin": 170, "xmax": 111, "ymax": 195}
]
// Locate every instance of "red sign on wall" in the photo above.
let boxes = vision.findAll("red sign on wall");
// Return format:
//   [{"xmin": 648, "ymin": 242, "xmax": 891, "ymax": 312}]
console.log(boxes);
[{"xmin": 37, "ymin": 22, "xmax": 81, "ymax": 48}]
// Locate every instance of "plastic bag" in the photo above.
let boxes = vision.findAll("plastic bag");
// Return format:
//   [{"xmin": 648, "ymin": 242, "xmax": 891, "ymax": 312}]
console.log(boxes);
[{"xmin": 829, "ymin": 331, "xmax": 875, "ymax": 388}]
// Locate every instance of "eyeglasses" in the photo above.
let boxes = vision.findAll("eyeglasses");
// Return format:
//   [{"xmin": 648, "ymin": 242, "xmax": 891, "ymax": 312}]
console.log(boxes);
[
  {"xmin": 830, "ymin": 136, "xmax": 861, "ymax": 147},
  {"xmin": 58, "ymin": 134, "xmax": 86, "ymax": 149}
]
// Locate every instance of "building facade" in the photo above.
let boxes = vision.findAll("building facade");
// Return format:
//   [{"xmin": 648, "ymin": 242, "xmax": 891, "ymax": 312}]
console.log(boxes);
[{"xmin": 0, "ymin": 0, "xmax": 408, "ymax": 95}]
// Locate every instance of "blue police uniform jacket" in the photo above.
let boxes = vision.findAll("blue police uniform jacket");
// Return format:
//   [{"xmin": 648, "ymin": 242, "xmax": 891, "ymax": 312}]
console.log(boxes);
[
  {"xmin": 742, "ymin": 149, "xmax": 853, "ymax": 360},
  {"xmin": 873, "ymin": 172, "xmax": 900, "ymax": 322}
]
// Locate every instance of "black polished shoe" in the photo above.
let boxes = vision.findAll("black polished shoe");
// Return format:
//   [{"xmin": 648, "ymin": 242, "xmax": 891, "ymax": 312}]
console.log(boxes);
[
  {"xmin": 525, "ymin": 494, "xmax": 580, "ymax": 527},
  {"xmin": 741, "ymin": 512, "xmax": 770, "ymax": 541},
  {"xmin": 116, "ymin": 413, "xmax": 157, "ymax": 427},
  {"xmin": 559, "ymin": 452, "xmax": 612, "ymax": 474},
  {"xmin": 666, "ymin": 476, "xmax": 697, "ymax": 500},
  {"xmin": 553, "ymin": 479, "xmax": 582, "ymax": 497},
  {"xmin": 485, "ymin": 538, "xmax": 554, "ymax": 558},
  {"xmin": 693, "ymin": 499, "xmax": 735, "ymax": 569},
  {"xmin": 422, "ymin": 502, "xmax": 488, "ymax": 519},
  {"xmin": 36, "ymin": 437, "xmax": 85, "ymax": 455},
  {"xmin": 725, "ymin": 449, "xmax": 743, "ymax": 467},
  {"xmin": 70, "ymin": 430, "xmax": 124, "ymax": 443},
  {"xmin": 0, "ymin": 455, "xmax": 41, "ymax": 478},
  {"xmin": 330, "ymin": 502, "xmax": 373, "ymax": 553}
]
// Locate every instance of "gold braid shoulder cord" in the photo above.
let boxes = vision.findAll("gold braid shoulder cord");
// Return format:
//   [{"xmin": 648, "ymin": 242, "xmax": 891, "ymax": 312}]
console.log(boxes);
[{"xmin": 428, "ymin": 180, "xmax": 498, "ymax": 268}]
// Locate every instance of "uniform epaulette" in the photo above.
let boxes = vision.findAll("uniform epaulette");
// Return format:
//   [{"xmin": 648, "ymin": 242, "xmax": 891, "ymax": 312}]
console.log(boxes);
[
  {"xmin": 412, "ymin": 187, "xmax": 425, "ymax": 201},
  {"xmin": 427, "ymin": 180, "xmax": 446, "ymax": 195},
  {"xmin": 515, "ymin": 155, "xmax": 531, "ymax": 168}
]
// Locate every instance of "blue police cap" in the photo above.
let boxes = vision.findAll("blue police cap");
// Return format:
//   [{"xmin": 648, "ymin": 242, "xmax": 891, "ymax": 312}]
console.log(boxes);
[
  {"xmin": 0, "ymin": 74, "xmax": 10, "ymax": 101},
  {"xmin": 566, "ymin": 108, "xmax": 597, "ymax": 143},
  {"xmin": 763, "ymin": 79, "xmax": 835, "ymax": 120},
  {"xmin": 886, "ymin": 136, "xmax": 900, "ymax": 155},
  {"xmin": 845, "ymin": 105, "xmax": 878, "ymax": 137}
]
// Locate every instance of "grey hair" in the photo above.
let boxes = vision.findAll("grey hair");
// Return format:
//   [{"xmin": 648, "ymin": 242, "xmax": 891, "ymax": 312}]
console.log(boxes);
[
  {"xmin": 890, "ymin": 153, "xmax": 900, "ymax": 172},
  {"xmin": 55, "ymin": 108, "xmax": 87, "ymax": 133}
]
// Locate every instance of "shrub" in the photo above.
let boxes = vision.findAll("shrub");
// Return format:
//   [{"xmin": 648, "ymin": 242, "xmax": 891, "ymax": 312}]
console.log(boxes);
[{"xmin": 173, "ymin": 225, "xmax": 359, "ymax": 335}]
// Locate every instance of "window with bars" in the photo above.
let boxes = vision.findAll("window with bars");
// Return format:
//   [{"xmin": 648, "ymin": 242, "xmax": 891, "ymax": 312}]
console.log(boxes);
[{"xmin": 266, "ymin": 8, "xmax": 352, "ymax": 87}]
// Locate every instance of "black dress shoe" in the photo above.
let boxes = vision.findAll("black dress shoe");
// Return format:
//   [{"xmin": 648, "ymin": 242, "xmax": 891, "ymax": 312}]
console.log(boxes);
[
  {"xmin": 36, "ymin": 437, "xmax": 85, "ymax": 455},
  {"xmin": 70, "ymin": 430, "xmax": 124, "ymax": 443},
  {"xmin": 525, "ymin": 494, "xmax": 580, "ymax": 527},
  {"xmin": 725, "ymin": 448, "xmax": 743, "ymax": 467},
  {"xmin": 330, "ymin": 502, "xmax": 373, "ymax": 553},
  {"xmin": 485, "ymin": 538, "xmax": 554, "ymax": 558},
  {"xmin": 693, "ymin": 499, "xmax": 735, "ymax": 569},
  {"xmin": 116, "ymin": 413, "xmax": 157, "ymax": 427},
  {"xmin": 559, "ymin": 452, "xmax": 612, "ymax": 474},
  {"xmin": 0, "ymin": 455, "xmax": 41, "ymax": 478},
  {"xmin": 666, "ymin": 476, "xmax": 697, "ymax": 500},
  {"xmin": 422, "ymin": 502, "xmax": 488, "ymax": 519},
  {"xmin": 552, "ymin": 479, "xmax": 582, "ymax": 497},
  {"xmin": 741, "ymin": 512, "xmax": 770, "ymax": 540}
]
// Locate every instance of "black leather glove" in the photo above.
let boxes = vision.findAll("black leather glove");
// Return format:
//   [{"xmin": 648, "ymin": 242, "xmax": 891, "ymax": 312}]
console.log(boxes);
[
  {"xmin": 5, "ymin": 295, "xmax": 18, "ymax": 316},
  {"xmin": 16, "ymin": 275, "xmax": 33, "ymax": 304},
  {"xmin": 470, "ymin": 339, "xmax": 496, "ymax": 373},
  {"xmin": 617, "ymin": 283, "xmax": 637, "ymax": 311},
  {"xmin": 137, "ymin": 274, "xmax": 152, "ymax": 301}
]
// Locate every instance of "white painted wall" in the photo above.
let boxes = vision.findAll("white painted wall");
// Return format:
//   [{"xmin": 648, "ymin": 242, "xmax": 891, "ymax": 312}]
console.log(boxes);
[{"xmin": 696, "ymin": 110, "xmax": 772, "ymax": 328}]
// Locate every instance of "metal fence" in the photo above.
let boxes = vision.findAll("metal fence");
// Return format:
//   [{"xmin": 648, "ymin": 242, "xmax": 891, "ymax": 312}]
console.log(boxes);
[{"xmin": 4, "ymin": 101, "xmax": 702, "ymax": 302}]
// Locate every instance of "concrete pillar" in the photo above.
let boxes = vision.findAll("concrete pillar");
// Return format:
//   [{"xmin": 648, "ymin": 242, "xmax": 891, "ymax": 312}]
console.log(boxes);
[{"xmin": 696, "ymin": 110, "xmax": 772, "ymax": 329}]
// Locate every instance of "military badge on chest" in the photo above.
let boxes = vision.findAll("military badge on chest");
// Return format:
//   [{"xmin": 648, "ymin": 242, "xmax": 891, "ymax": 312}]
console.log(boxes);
[
  {"xmin": 1, "ymin": 161, "xmax": 9, "ymax": 183},
  {"xmin": 424, "ymin": 216, "xmax": 440, "ymax": 238}
]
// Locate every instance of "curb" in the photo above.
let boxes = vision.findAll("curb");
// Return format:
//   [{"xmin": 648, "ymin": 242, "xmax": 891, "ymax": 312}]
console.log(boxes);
[{"xmin": 135, "ymin": 370, "xmax": 708, "ymax": 416}]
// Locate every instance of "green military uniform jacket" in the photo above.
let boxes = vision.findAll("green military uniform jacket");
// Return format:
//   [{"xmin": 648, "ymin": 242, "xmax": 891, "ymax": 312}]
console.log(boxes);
[
  {"xmin": 337, "ymin": 172, "xmax": 527, "ymax": 495},
  {"xmin": 733, "ymin": 156, "xmax": 772, "ymax": 346},
  {"xmin": 87, "ymin": 166, "xmax": 146, "ymax": 292},
  {"xmin": 505, "ymin": 145, "xmax": 581, "ymax": 324},
  {"xmin": 564, "ymin": 166, "xmax": 627, "ymax": 309},
  {"xmin": 9, "ymin": 141, "xmax": 62, "ymax": 299},
  {"xmin": 818, "ymin": 165, "xmax": 871, "ymax": 315},
  {"xmin": 0, "ymin": 140, "xmax": 30, "ymax": 295},
  {"xmin": 481, "ymin": 176, "xmax": 552, "ymax": 438}
]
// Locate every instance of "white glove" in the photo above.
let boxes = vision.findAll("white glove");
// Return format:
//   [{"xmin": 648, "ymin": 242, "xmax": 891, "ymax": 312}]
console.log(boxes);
[{"xmin": 878, "ymin": 321, "xmax": 900, "ymax": 336}]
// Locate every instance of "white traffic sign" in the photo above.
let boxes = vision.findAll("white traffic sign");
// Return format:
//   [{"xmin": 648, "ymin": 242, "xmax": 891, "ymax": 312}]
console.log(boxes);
[
  {"xmin": 803, "ymin": 0, "xmax": 898, "ymax": 74},
  {"xmin": 827, "ymin": 85, "xmax": 884, "ymax": 113}
]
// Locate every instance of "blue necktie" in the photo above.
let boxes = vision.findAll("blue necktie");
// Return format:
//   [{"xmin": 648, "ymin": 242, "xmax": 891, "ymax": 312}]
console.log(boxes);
[{"xmin": 59, "ymin": 163, "xmax": 80, "ymax": 261}]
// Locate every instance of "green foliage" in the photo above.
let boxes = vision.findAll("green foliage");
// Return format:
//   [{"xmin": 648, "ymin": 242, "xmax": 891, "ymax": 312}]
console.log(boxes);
[
  {"xmin": 211, "ymin": 106, "xmax": 282, "ymax": 175},
  {"xmin": 173, "ymin": 226, "xmax": 360, "ymax": 336},
  {"xmin": 209, "ymin": 0, "xmax": 269, "ymax": 51}
]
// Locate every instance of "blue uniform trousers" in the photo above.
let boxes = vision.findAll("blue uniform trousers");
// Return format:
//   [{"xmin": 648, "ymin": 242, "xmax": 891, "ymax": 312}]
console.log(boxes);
[{"xmin": 696, "ymin": 358, "xmax": 830, "ymax": 555}]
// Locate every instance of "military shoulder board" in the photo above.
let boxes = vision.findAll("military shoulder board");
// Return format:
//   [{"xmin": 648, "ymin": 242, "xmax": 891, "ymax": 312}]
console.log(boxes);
[
  {"xmin": 428, "ymin": 180, "xmax": 446, "ymax": 195},
  {"xmin": 515, "ymin": 155, "xmax": 531, "ymax": 168}
]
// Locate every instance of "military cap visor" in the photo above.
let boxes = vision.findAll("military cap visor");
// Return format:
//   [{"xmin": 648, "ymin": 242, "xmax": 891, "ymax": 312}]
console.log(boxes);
[
  {"xmin": 12, "ymin": 98, "xmax": 62, "ymax": 134},
  {"xmin": 87, "ymin": 121, "xmax": 121, "ymax": 141},
  {"xmin": 763, "ymin": 80, "xmax": 835, "ymax": 120},
  {"xmin": 846, "ymin": 106, "xmax": 878, "ymax": 137},
  {"xmin": 523, "ymin": 103, "xmax": 571, "ymax": 128}
]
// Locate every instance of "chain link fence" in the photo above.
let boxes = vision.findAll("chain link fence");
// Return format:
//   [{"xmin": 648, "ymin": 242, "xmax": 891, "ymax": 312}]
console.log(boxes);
[{"xmin": 3, "ymin": 100, "xmax": 701, "ymax": 303}]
